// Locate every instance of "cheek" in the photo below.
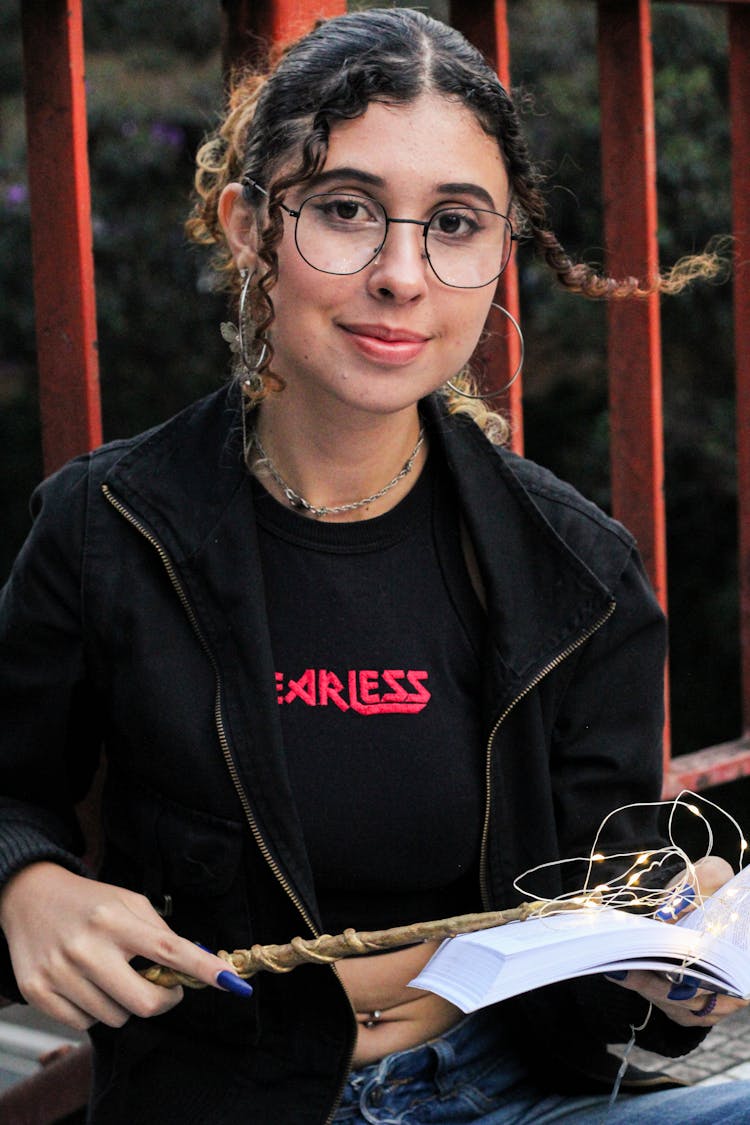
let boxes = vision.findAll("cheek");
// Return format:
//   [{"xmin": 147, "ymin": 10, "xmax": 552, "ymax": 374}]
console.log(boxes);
[
  {"xmin": 446, "ymin": 297, "xmax": 493, "ymax": 357},
  {"xmin": 273, "ymin": 235, "xmax": 354, "ymax": 306},
  {"xmin": 271, "ymin": 268, "xmax": 351, "ymax": 331}
]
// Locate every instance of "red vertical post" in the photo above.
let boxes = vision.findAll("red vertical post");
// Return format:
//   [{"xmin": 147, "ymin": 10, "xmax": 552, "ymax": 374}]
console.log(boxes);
[
  {"xmin": 449, "ymin": 0, "xmax": 524, "ymax": 453},
  {"xmin": 597, "ymin": 0, "xmax": 670, "ymax": 763},
  {"xmin": 20, "ymin": 0, "xmax": 102, "ymax": 475},
  {"xmin": 730, "ymin": 4, "xmax": 750, "ymax": 737},
  {"xmin": 597, "ymin": 0, "xmax": 665, "ymax": 604},
  {"xmin": 222, "ymin": 0, "xmax": 346, "ymax": 71}
]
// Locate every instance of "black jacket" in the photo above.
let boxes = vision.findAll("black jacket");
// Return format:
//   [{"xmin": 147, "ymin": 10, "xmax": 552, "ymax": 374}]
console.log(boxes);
[{"xmin": 0, "ymin": 387, "xmax": 703, "ymax": 1123}]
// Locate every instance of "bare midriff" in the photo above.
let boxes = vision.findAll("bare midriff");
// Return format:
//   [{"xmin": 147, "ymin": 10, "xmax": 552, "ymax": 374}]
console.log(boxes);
[{"xmin": 335, "ymin": 940, "xmax": 464, "ymax": 1068}]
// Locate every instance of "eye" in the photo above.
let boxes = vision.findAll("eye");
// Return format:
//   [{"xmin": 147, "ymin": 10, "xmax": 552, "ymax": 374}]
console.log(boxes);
[
  {"xmin": 326, "ymin": 198, "xmax": 361, "ymax": 221},
  {"xmin": 310, "ymin": 193, "xmax": 382, "ymax": 227},
  {"xmin": 430, "ymin": 209, "xmax": 481, "ymax": 239}
]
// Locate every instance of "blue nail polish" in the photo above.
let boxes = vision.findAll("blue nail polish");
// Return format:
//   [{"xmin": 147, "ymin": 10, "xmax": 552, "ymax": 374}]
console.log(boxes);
[
  {"xmin": 216, "ymin": 970, "xmax": 254, "ymax": 998},
  {"xmin": 680, "ymin": 975, "xmax": 701, "ymax": 990},
  {"xmin": 656, "ymin": 885, "xmax": 696, "ymax": 921},
  {"xmin": 605, "ymin": 971, "xmax": 629, "ymax": 982},
  {"xmin": 194, "ymin": 941, "xmax": 212, "ymax": 952},
  {"xmin": 667, "ymin": 982, "xmax": 699, "ymax": 1001},
  {"xmin": 666, "ymin": 972, "xmax": 701, "ymax": 988}
]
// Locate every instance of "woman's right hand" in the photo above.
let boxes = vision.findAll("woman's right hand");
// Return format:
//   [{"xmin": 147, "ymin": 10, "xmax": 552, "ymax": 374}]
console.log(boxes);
[{"xmin": 0, "ymin": 861, "xmax": 238, "ymax": 1031}]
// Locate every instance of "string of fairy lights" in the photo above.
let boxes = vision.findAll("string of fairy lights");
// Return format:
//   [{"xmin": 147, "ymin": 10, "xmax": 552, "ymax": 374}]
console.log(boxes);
[
  {"xmin": 513, "ymin": 789, "xmax": 749, "ymax": 937},
  {"xmin": 509, "ymin": 792, "xmax": 749, "ymax": 1116}
]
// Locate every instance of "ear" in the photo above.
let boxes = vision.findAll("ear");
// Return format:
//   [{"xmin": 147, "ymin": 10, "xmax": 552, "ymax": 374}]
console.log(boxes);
[{"xmin": 218, "ymin": 183, "xmax": 258, "ymax": 273}]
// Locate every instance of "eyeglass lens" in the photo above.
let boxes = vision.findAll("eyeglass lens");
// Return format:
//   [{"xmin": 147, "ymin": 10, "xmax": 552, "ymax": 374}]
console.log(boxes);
[{"xmin": 293, "ymin": 193, "xmax": 512, "ymax": 288}]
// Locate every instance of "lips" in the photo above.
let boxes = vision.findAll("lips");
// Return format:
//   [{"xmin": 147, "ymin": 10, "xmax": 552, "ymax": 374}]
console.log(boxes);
[
  {"xmin": 340, "ymin": 323, "xmax": 429, "ymax": 344},
  {"xmin": 338, "ymin": 323, "xmax": 430, "ymax": 365}
]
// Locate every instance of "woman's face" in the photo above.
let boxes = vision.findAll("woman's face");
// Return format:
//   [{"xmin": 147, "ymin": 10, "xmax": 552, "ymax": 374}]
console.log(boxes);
[{"xmin": 228, "ymin": 93, "xmax": 511, "ymax": 421}]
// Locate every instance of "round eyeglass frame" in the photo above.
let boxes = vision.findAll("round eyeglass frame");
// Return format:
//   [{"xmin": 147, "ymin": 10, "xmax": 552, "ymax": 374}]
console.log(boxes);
[{"xmin": 243, "ymin": 177, "xmax": 517, "ymax": 290}]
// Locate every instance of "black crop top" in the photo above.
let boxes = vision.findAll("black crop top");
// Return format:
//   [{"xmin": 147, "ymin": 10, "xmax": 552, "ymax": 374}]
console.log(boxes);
[{"xmin": 253, "ymin": 453, "xmax": 486, "ymax": 932}]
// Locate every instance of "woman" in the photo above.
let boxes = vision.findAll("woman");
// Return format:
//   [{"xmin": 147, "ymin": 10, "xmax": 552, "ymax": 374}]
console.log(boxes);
[{"xmin": 0, "ymin": 8, "xmax": 747, "ymax": 1123}]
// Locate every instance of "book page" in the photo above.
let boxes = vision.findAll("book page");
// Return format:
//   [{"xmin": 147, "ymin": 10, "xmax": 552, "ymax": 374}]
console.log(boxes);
[{"xmin": 678, "ymin": 863, "xmax": 750, "ymax": 951}]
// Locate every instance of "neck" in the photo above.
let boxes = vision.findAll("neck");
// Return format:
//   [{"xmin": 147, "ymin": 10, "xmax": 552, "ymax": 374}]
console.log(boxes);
[{"xmin": 249, "ymin": 400, "xmax": 427, "ymax": 522}]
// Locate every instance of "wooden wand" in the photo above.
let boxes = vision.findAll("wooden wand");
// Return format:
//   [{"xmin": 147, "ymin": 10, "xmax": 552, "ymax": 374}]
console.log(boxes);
[{"xmin": 143, "ymin": 898, "xmax": 580, "ymax": 990}]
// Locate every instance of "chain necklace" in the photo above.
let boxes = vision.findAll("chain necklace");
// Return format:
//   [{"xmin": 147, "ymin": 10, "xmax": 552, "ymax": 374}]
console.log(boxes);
[{"xmin": 251, "ymin": 427, "xmax": 425, "ymax": 519}]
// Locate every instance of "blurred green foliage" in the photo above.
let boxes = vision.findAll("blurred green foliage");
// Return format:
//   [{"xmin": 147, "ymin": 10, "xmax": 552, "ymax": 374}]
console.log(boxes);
[{"xmin": 0, "ymin": 0, "xmax": 740, "ymax": 755}]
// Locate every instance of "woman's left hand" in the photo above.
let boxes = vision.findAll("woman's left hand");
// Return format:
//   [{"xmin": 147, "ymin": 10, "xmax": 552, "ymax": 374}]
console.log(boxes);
[{"xmin": 608, "ymin": 856, "xmax": 750, "ymax": 1027}]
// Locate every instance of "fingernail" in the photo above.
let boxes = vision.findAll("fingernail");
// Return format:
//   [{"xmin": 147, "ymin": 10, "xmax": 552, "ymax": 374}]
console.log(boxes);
[
  {"xmin": 656, "ymin": 885, "xmax": 696, "ymax": 921},
  {"xmin": 194, "ymin": 942, "xmax": 211, "ymax": 952},
  {"xmin": 605, "ymin": 971, "xmax": 629, "ymax": 982},
  {"xmin": 216, "ymin": 970, "xmax": 254, "ymax": 998},
  {"xmin": 666, "ymin": 972, "xmax": 701, "ymax": 988},
  {"xmin": 667, "ymin": 982, "xmax": 699, "ymax": 1001},
  {"xmin": 680, "ymin": 975, "xmax": 701, "ymax": 990}
]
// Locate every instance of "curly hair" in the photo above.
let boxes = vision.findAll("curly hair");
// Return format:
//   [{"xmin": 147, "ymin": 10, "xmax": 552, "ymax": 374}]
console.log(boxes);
[{"xmin": 186, "ymin": 7, "xmax": 723, "ymax": 444}]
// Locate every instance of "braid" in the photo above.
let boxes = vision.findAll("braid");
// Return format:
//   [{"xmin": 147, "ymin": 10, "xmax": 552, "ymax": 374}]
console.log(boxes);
[{"xmin": 495, "ymin": 86, "xmax": 723, "ymax": 299}]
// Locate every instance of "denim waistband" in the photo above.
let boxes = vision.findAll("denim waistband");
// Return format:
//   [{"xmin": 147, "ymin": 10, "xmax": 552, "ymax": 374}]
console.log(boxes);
[{"xmin": 343, "ymin": 1007, "xmax": 516, "ymax": 1099}]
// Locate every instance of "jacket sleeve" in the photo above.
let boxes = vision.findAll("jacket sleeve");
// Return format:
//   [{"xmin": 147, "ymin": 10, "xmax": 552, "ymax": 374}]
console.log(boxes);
[
  {"xmin": 541, "ymin": 545, "xmax": 707, "ymax": 1061},
  {"xmin": 0, "ymin": 458, "xmax": 100, "ymax": 903}
]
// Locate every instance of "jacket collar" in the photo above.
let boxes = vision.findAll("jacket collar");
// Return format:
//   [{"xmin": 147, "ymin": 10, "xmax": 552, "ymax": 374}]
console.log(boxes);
[
  {"xmin": 103, "ymin": 383, "xmax": 249, "ymax": 565},
  {"xmin": 103, "ymin": 385, "xmax": 617, "ymax": 689},
  {"xmin": 420, "ymin": 397, "xmax": 616, "ymax": 686}
]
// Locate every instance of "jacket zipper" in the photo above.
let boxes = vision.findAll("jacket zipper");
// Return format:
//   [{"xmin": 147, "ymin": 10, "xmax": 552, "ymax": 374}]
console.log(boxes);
[
  {"xmin": 101, "ymin": 485, "xmax": 317, "ymax": 932},
  {"xmin": 102, "ymin": 484, "xmax": 357, "ymax": 1122},
  {"xmin": 479, "ymin": 600, "xmax": 616, "ymax": 908}
]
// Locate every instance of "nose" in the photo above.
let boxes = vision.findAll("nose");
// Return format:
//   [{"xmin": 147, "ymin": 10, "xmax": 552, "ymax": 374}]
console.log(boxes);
[{"xmin": 365, "ymin": 221, "xmax": 429, "ymax": 303}]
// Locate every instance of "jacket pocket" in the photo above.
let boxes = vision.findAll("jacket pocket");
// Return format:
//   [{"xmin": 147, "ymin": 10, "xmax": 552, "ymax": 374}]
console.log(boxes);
[
  {"xmin": 102, "ymin": 771, "xmax": 243, "ymax": 901},
  {"xmin": 99, "ymin": 770, "xmax": 259, "ymax": 1043}
]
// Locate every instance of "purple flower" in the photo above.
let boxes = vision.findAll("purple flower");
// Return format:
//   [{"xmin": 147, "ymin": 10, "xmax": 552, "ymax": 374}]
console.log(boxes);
[
  {"xmin": 150, "ymin": 122, "xmax": 185, "ymax": 149},
  {"xmin": 5, "ymin": 183, "xmax": 28, "ymax": 206}
]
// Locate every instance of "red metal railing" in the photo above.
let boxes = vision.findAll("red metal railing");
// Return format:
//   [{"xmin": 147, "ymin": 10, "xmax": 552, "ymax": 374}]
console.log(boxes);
[
  {"xmin": 597, "ymin": 0, "xmax": 672, "ymax": 753},
  {"xmin": 222, "ymin": 0, "xmax": 346, "ymax": 65},
  {"xmin": 661, "ymin": 0, "xmax": 750, "ymax": 794},
  {"xmin": 20, "ymin": 0, "xmax": 102, "ymax": 473},
  {"xmin": 17, "ymin": 0, "xmax": 750, "ymax": 794}
]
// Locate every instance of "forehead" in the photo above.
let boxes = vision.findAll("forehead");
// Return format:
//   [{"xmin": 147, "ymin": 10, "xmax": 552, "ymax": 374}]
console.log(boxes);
[{"xmin": 319, "ymin": 93, "xmax": 509, "ymax": 206}]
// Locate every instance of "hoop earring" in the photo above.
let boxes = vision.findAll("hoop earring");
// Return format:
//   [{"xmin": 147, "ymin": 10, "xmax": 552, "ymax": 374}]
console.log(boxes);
[
  {"xmin": 446, "ymin": 303, "xmax": 524, "ymax": 400},
  {"xmin": 220, "ymin": 268, "xmax": 268, "ymax": 394}
]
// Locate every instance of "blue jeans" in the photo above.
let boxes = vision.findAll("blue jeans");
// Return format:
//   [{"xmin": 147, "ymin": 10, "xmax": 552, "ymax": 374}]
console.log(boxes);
[{"xmin": 332, "ymin": 1009, "xmax": 750, "ymax": 1123}]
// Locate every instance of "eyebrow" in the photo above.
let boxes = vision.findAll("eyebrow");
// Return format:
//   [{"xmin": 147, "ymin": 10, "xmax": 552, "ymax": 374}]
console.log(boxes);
[
  {"xmin": 436, "ymin": 182, "xmax": 498, "ymax": 211},
  {"xmin": 303, "ymin": 168, "xmax": 499, "ymax": 211},
  {"xmin": 304, "ymin": 168, "xmax": 386, "ymax": 191}
]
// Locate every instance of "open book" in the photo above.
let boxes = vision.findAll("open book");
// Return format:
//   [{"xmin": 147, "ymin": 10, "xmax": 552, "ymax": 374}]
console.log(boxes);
[{"xmin": 409, "ymin": 863, "xmax": 750, "ymax": 1012}]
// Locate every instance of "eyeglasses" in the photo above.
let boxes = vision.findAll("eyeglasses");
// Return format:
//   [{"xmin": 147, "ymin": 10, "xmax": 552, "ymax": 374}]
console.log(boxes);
[{"xmin": 243, "ymin": 178, "xmax": 516, "ymax": 289}]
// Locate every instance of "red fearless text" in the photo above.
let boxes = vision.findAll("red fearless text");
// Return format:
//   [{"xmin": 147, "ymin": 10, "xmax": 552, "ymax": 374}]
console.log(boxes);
[{"xmin": 275, "ymin": 669, "xmax": 431, "ymax": 714}]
